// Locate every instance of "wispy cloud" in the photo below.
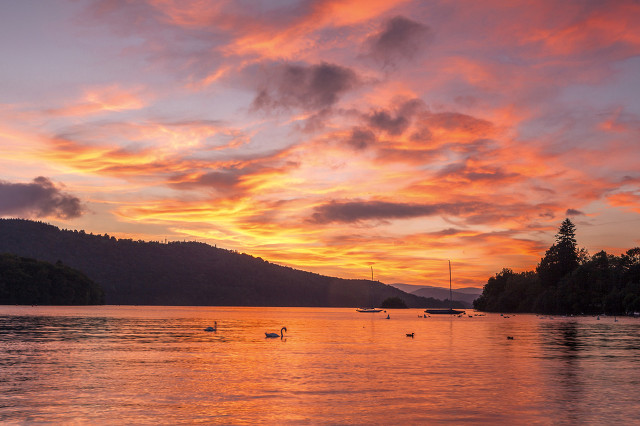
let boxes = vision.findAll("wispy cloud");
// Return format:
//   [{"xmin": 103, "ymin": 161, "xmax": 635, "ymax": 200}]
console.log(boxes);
[
  {"xmin": 45, "ymin": 85, "xmax": 146, "ymax": 117},
  {"xmin": 607, "ymin": 192, "xmax": 640, "ymax": 213},
  {"xmin": 43, "ymin": 119, "xmax": 252, "ymax": 178}
]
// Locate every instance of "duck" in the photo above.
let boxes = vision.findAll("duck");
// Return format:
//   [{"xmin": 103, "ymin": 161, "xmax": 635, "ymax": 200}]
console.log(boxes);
[
  {"xmin": 266, "ymin": 327, "xmax": 287, "ymax": 338},
  {"xmin": 406, "ymin": 333, "xmax": 414, "ymax": 338}
]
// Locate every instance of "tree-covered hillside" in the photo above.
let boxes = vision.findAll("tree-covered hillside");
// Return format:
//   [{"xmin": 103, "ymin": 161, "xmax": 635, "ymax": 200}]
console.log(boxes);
[
  {"xmin": 0, "ymin": 219, "xmax": 459, "ymax": 308},
  {"xmin": 474, "ymin": 219, "xmax": 640, "ymax": 315},
  {"xmin": 0, "ymin": 253, "xmax": 104, "ymax": 305}
]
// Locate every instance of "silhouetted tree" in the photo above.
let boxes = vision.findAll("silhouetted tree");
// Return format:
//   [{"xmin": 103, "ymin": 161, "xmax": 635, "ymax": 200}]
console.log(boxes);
[
  {"xmin": 537, "ymin": 218, "xmax": 579, "ymax": 287},
  {"xmin": 0, "ymin": 253, "xmax": 104, "ymax": 305},
  {"xmin": 475, "ymin": 217, "xmax": 640, "ymax": 315},
  {"xmin": 380, "ymin": 296, "xmax": 408, "ymax": 308}
]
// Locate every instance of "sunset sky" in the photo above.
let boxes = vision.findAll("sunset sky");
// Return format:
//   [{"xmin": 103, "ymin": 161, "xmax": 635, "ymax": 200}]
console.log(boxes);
[{"xmin": 1, "ymin": 0, "xmax": 639, "ymax": 288}]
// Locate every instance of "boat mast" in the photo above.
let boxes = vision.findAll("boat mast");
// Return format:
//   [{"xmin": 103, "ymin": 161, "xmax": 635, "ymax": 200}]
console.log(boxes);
[{"xmin": 449, "ymin": 260, "xmax": 452, "ymax": 309}]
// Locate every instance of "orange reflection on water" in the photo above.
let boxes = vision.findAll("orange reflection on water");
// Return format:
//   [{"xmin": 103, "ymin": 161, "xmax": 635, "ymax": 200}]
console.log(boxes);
[{"xmin": 1, "ymin": 306, "xmax": 639, "ymax": 423}]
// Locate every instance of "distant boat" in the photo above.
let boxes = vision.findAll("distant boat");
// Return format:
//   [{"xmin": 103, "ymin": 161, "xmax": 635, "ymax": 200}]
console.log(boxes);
[
  {"xmin": 357, "ymin": 266, "xmax": 382, "ymax": 313},
  {"xmin": 425, "ymin": 308, "xmax": 466, "ymax": 315},
  {"xmin": 425, "ymin": 260, "xmax": 465, "ymax": 315}
]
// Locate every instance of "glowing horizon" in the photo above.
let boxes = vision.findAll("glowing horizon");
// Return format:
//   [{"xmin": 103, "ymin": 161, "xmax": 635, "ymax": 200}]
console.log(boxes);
[{"xmin": 1, "ymin": 0, "xmax": 639, "ymax": 288}]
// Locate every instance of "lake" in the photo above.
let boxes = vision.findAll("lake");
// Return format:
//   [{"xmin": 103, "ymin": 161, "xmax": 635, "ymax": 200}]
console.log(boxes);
[{"xmin": 1, "ymin": 306, "xmax": 639, "ymax": 424}]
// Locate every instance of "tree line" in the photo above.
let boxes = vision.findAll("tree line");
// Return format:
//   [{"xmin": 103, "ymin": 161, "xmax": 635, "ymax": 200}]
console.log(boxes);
[
  {"xmin": 474, "ymin": 218, "xmax": 640, "ymax": 315},
  {"xmin": 0, "ymin": 253, "xmax": 104, "ymax": 305}
]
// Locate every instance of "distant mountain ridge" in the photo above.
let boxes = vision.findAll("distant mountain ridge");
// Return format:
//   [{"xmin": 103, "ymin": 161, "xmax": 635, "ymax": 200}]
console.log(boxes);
[
  {"xmin": 0, "ymin": 219, "xmax": 465, "ymax": 308},
  {"xmin": 390, "ymin": 283, "xmax": 482, "ymax": 307}
]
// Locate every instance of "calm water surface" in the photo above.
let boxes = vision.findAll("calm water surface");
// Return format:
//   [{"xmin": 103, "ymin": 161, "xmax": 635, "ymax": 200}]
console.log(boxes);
[{"xmin": 1, "ymin": 306, "xmax": 639, "ymax": 424}]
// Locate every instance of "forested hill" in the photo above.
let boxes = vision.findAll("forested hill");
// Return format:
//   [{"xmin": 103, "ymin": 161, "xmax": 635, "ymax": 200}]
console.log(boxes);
[
  {"xmin": 0, "ymin": 219, "xmax": 459, "ymax": 308},
  {"xmin": 473, "ymin": 219, "xmax": 640, "ymax": 315},
  {"xmin": 0, "ymin": 253, "xmax": 104, "ymax": 305}
]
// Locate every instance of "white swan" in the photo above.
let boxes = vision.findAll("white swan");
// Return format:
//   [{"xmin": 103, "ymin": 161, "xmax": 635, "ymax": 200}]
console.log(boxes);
[
  {"xmin": 204, "ymin": 321, "xmax": 217, "ymax": 332},
  {"xmin": 266, "ymin": 327, "xmax": 287, "ymax": 338}
]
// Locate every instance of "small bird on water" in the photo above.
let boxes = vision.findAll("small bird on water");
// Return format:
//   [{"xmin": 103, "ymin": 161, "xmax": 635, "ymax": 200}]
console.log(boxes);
[
  {"xmin": 406, "ymin": 333, "xmax": 414, "ymax": 338},
  {"xmin": 266, "ymin": 327, "xmax": 287, "ymax": 338}
]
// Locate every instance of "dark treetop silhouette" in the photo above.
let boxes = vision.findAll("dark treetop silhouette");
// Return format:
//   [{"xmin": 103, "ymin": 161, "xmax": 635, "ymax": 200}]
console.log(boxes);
[
  {"xmin": 0, "ymin": 253, "xmax": 104, "ymax": 305},
  {"xmin": 474, "ymin": 218, "xmax": 640, "ymax": 315}
]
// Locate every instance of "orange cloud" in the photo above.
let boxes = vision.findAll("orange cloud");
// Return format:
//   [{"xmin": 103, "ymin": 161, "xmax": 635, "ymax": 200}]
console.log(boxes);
[
  {"xmin": 46, "ymin": 85, "xmax": 146, "ymax": 117},
  {"xmin": 225, "ymin": 0, "xmax": 406, "ymax": 60},
  {"xmin": 146, "ymin": 0, "xmax": 407, "ymax": 67},
  {"xmin": 526, "ymin": 2, "xmax": 640, "ymax": 57},
  {"xmin": 607, "ymin": 192, "xmax": 640, "ymax": 213},
  {"xmin": 44, "ymin": 136, "xmax": 172, "ymax": 178},
  {"xmin": 40, "ymin": 119, "xmax": 255, "ymax": 179}
]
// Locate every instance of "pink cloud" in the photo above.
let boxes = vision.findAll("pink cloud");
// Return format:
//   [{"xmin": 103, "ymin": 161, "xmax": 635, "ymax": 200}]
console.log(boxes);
[{"xmin": 608, "ymin": 192, "xmax": 640, "ymax": 213}]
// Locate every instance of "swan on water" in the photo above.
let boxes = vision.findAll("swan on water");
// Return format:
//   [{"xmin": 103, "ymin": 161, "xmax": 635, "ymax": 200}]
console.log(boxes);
[
  {"xmin": 204, "ymin": 321, "xmax": 217, "ymax": 332},
  {"xmin": 406, "ymin": 333, "xmax": 414, "ymax": 337},
  {"xmin": 266, "ymin": 327, "xmax": 287, "ymax": 338}
]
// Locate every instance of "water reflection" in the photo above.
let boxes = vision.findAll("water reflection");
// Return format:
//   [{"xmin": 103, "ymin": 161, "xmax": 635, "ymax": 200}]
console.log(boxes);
[
  {"xmin": 1, "ymin": 315, "xmax": 114, "ymax": 342},
  {"xmin": 535, "ymin": 318, "xmax": 640, "ymax": 424},
  {"xmin": 1, "ymin": 307, "xmax": 639, "ymax": 424}
]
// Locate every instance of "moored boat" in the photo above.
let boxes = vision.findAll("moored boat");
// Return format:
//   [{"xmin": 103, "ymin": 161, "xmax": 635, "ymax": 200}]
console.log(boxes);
[
  {"xmin": 425, "ymin": 260, "xmax": 464, "ymax": 315},
  {"xmin": 356, "ymin": 308, "xmax": 383, "ymax": 313},
  {"xmin": 425, "ymin": 307, "xmax": 464, "ymax": 315},
  {"xmin": 356, "ymin": 266, "xmax": 382, "ymax": 313}
]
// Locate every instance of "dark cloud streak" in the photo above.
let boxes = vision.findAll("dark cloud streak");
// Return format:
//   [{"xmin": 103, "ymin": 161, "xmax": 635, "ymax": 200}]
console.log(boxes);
[
  {"xmin": 0, "ymin": 177, "xmax": 84, "ymax": 219},
  {"xmin": 310, "ymin": 200, "xmax": 485, "ymax": 224},
  {"xmin": 366, "ymin": 16, "xmax": 433, "ymax": 67},
  {"xmin": 252, "ymin": 62, "xmax": 358, "ymax": 112},
  {"xmin": 346, "ymin": 127, "xmax": 377, "ymax": 150},
  {"xmin": 566, "ymin": 208, "xmax": 585, "ymax": 216},
  {"xmin": 365, "ymin": 98, "xmax": 425, "ymax": 135}
]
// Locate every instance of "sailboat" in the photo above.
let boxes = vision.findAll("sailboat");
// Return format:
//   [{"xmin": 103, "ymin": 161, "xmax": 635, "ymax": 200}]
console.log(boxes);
[
  {"xmin": 356, "ymin": 266, "xmax": 383, "ymax": 313},
  {"xmin": 425, "ymin": 260, "xmax": 465, "ymax": 315}
]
